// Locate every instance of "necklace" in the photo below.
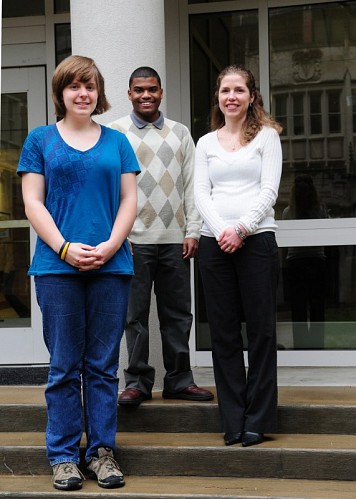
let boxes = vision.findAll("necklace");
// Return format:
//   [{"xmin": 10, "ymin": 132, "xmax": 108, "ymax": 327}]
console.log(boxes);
[{"xmin": 218, "ymin": 128, "xmax": 240, "ymax": 152}]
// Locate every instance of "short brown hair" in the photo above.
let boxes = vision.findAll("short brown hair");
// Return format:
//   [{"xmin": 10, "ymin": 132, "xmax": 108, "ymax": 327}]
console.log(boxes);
[{"xmin": 52, "ymin": 55, "xmax": 110, "ymax": 118}]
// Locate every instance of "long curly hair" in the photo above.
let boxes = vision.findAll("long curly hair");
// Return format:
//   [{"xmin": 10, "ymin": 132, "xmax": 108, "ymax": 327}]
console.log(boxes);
[{"xmin": 210, "ymin": 65, "xmax": 282, "ymax": 144}]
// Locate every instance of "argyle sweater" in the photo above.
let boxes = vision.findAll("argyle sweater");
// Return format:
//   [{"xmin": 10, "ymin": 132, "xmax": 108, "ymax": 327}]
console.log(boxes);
[{"xmin": 110, "ymin": 114, "xmax": 201, "ymax": 244}]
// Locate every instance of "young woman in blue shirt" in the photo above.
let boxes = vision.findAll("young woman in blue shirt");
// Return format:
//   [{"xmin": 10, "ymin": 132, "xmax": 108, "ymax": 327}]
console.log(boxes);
[{"xmin": 18, "ymin": 55, "xmax": 140, "ymax": 491}]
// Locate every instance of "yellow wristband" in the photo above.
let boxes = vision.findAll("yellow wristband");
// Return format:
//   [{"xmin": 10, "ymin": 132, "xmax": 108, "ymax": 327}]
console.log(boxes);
[{"xmin": 60, "ymin": 242, "xmax": 70, "ymax": 260}]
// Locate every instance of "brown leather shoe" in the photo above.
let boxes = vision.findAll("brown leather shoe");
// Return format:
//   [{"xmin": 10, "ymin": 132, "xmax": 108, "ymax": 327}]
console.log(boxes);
[
  {"xmin": 118, "ymin": 388, "xmax": 152, "ymax": 406},
  {"xmin": 162, "ymin": 384, "xmax": 214, "ymax": 401}
]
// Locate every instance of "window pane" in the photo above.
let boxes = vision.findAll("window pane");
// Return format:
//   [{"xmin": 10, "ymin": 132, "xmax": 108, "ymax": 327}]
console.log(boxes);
[
  {"xmin": 54, "ymin": 0, "xmax": 70, "ymax": 14},
  {"xmin": 310, "ymin": 93, "xmax": 322, "ymax": 134},
  {"xmin": 270, "ymin": 1, "xmax": 356, "ymax": 219},
  {"xmin": 293, "ymin": 94, "xmax": 304, "ymax": 114},
  {"xmin": 2, "ymin": 0, "xmax": 45, "ymax": 18},
  {"xmin": 190, "ymin": 2, "xmax": 356, "ymax": 353},
  {"xmin": 328, "ymin": 90, "xmax": 341, "ymax": 133},
  {"xmin": 328, "ymin": 90, "xmax": 340, "ymax": 113},
  {"xmin": 293, "ymin": 95, "xmax": 304, "ymax": 135},
  {"xmin": 270, "ymin": 9, "xmax": 304, "ymax": 49},
  {"xmin": 275, "ymin": 94, "xmax": 288, "ymax": 135},
  {"xmin": 0, "ymin": 93, "xmax": 31, "ymax": 326},
  {"xmin": 310, "ymin": 93, "xmax": 321, "ymax": 114},
  {"xmin": 196, "ymin": 244, "xmax": 356, "ymax": 351},
  {"xmin": 328, "ymin": 115, "xmax": 341, "ymax": 134},
  {"xmin": 310, "ymin": 139, "xmax": 324, "ymax": 159},
  {"xmin": 55, "ymin": 24, "xmax": 72, "ymax": 65},
  {"xmin": 352, "ymin": 92, "xmax": 356, "ymax": 132},
  {"xmin": 278, "ymin": 246, "xmax": 356, "ymax": 350},
  {"xmin": 293, "ymin": 116, "xmax": 304, "ymax": 136},
  {"xmin": 189, "ymin": 9, "xmax": 258, "ymax": 141},
  {"xmin": 310, "ymin": 116, "xmax": 322, "ymax": 134}
]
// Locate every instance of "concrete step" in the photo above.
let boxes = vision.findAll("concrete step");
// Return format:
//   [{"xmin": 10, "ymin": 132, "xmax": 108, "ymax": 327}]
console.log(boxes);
[
  {"xmin": 1, "ymin": 432, "xmax": 356, "ymax": 481},
  {"xmin": 1, "ymin": 386, "xmax": 356, "ymax": 497},
  {"xmin": 0, "ymin": 475, "xmax": 356, "ymax": 498},
  {"xmin": 1, "ymin": 386, "xmax": 356, "ymax": 434}
]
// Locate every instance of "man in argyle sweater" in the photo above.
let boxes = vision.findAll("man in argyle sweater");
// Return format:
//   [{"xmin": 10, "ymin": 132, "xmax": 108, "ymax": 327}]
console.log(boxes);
[{"xmin": 109, "ymin": 67, "xmax": 213, "ymax": 405}]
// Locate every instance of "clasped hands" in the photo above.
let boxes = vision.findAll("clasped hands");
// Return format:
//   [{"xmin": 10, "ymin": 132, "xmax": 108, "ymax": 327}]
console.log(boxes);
[
  {"xmin": 217, "ymin": 226, "xmax": 245, "ymax": 254},
  {"xmin": 63, "ymin": 241, "xmax": 115, "ymax": 271}
]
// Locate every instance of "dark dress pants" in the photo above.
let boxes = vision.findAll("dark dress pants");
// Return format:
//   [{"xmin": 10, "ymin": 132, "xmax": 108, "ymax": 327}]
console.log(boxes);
[
  {"xmin": 124, "ymin": 243, "xmax": 195, "ymax": 394},
  {"xmin": 198, "ymin": 233, "xmax": 279, "ymax": 434}
]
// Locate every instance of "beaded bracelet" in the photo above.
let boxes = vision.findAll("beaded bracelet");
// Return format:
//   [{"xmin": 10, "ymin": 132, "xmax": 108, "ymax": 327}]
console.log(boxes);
[{"xmin": 234, "ymin": 225, "xmax": 247, "ymax": 241}]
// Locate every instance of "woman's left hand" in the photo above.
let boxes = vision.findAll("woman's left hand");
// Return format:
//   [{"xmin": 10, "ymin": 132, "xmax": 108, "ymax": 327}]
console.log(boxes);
[
  {"xmin": 78, "ymin": 240, "xmax": 117, "ymax": 270},
  {"xmin": 218, "ymin": 227, "xmax": 244, "ymax": 253},
  {"xmin": 74, "ymin": 240, "xmax": 117, "ymax": 271}
]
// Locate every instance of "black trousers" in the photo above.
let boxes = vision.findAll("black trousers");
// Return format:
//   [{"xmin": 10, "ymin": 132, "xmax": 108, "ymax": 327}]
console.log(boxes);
[
  {"xmin": 124, "ymin": 244, "xmax": 194, "ymax": 394},
  {"xmin": 198, "ymin": 233, "xmax": 279, "ymax": 433}
]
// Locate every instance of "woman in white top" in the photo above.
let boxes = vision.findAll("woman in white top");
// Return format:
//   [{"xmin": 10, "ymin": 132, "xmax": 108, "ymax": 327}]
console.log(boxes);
[{"xmin": 194, "ymin": 65, "xmax": 282, "ymax": 447}]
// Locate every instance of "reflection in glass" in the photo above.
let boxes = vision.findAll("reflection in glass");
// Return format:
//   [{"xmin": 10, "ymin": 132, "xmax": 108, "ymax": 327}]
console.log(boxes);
[
  {"xmin": 55, "ymin": 23, "xmax": 72, "ymax": 65},
  {"xmin": 197, "ymin": 243, "xmax": 356, "ymax": 351},
  {"xmin": 0, "ymin": 93, "xmax": 31, "ymax": 326},
  {"xmin": 310, "ymin": 92, "xmax": 322, "ymax": 134},
  {"xmin": 270, "ymin": 1, "xmax": 356, "ymax": 219},
  {"xmin": 278, "ymin": 245, "xmax": 356, "ymax": 350},
  {"xmin": 0, "ymin": 235, "xmax": 31, "ymax": 323},
  {"xmin": 190, "ymin": 1, "xmax": 356, "ymax": 352},
  {"xmin": 189, "ymin": 9, "xmax": 259, "ymax": 141},
  {"xmin": 282, "ymin": 175, "xmax": 328, "ymax": 348},
  {"xmin": 328, "ymin": 90, "xmax": 341, "ymax": 133},
  {"xmin": 352, "ymin": 91, "xmax": 356, "ymax": 132},
  {"xmin": 189, "ymin": 7, "xmax": 259, "ymax": 350}
]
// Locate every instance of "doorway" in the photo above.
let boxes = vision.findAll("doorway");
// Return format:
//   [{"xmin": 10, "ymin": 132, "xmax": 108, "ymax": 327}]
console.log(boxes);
[
  {"xmin": 0, "ymin": 66, "xmax": 48, "ymax": 364},
  {"xmin": 186, "ymin": 0, "xmax": 356, "ymax": 367}
]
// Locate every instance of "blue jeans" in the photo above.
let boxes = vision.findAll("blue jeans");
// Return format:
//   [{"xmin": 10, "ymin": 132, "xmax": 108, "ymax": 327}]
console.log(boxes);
[{"xmin": 35, "ymin": 274, "xmax": 131, "ymax": 466}]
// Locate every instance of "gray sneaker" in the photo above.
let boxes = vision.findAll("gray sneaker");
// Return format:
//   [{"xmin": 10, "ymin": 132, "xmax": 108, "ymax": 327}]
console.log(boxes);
[
  {"xmin": 52, "ymin": 462, "xmax": 84, "ymax": 490},
  {"xmin": 87, "ymin": 447, "xmax": 125, "ymax": 488}
]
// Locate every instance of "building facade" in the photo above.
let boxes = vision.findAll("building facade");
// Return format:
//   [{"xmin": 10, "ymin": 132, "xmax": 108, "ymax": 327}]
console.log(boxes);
[{"xmin": 1, "ymin": 0, "xmax": 356, "ymax": 385}]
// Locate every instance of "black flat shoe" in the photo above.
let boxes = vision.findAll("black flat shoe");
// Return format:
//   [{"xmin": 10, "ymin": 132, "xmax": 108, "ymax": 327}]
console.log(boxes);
[
  {"xmin": 224, "ymin": 432, "xmax": 242, "ymax": 446},
  {"xmin": 242, "ymin": 431, "xmax": 264, "ymax": 447}
]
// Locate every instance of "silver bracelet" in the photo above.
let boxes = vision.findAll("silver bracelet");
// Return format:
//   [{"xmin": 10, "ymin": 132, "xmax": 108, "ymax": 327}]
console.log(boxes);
[{"xmin": 234, "ymin": 225, "xmax": 247, "ymax": 241}]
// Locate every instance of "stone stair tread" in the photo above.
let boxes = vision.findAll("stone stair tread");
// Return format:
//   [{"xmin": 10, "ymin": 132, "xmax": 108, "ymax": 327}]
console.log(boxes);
[
  {"xmin": 2, "ymin": 385, "xmax": 356, "ymax": 406},
  {"xmin": 2, "ymin": 431, "xmax": 356, "ymax": 450},
  {"xmin": 1, "ymin": 387, "xmax": 356, "ymax": 489},
  {"xmin": 1, "ymin": 475, "xmax": 356, "ymax": 498}
]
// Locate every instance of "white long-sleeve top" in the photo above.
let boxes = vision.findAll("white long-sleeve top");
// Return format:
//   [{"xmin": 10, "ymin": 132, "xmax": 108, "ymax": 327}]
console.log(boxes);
[{"xmin": 194, "ymin": 126, "xmax": 282, "ymax": 239}]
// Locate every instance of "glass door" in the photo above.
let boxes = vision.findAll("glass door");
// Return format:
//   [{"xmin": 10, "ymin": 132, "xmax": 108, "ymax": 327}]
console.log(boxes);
[
  {"xmin": 0, "ymin": 66, "xmax": 48, "ymax": 364},
  {"xmin": 187, "ymin": 0, "xmax": 356, "ymax": 367},
  {"xmin": 270, "ymin": 0, "xmax": 356, "ymax": 366}
]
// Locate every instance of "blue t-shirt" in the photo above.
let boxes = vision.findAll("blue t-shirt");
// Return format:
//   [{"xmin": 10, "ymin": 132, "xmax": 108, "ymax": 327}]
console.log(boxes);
[{"xmin": 17, "ymin": 124, "xmax": 140, "ymax": 276}]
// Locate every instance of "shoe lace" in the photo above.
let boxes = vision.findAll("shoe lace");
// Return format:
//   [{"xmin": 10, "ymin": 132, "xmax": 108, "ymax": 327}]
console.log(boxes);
[
  {"xmin": 100, "ymin": 456, "xmax": 122, "ymax": 475},
  {"xmin": 62, "ymin": 463, "xmax": 76, "ymax": 475},
  {"xmin": 58, "ymin": 463, "xmax": 84, "ymax": 479}
]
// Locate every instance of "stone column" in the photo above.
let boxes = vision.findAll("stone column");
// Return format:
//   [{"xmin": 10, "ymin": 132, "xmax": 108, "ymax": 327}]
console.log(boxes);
[
  {"xmin": 70, "ymin": 0, "xmax": 166, "ymax": 390},
  {"xmin": 70, "ymin": 0, "xmax": 167, "ymax": 123}
]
